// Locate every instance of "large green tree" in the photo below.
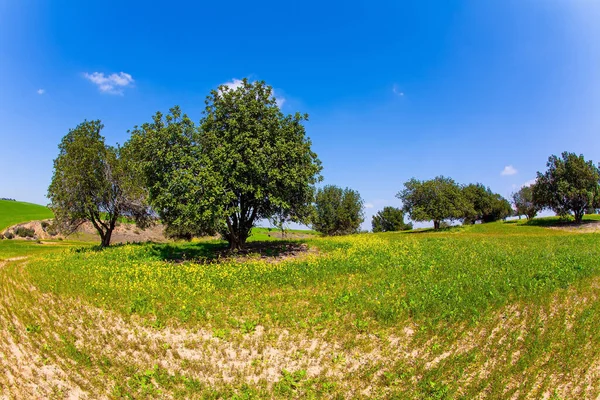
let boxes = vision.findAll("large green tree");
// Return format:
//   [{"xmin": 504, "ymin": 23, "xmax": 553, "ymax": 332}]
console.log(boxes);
[
  {"xmin": 512, "ymin": 184, "xmax": 540, "ymax": 220},
  {"xmin": 48, "ymin": 120, "xmax": 151, "ymax": 247},
  {"xmin": 128, "ymin": 79, "xmax": 322, "ymax": 250},
  {"xmin": 312, "ymin": 185, "xmax": 364, "ymax": 235},
  {"xmin": 397, "ymin": 176, "xmax": 471, "ymax": 230},
  {"xmin": 533, "ymin": 152, "xmax": 600, "ymax": 223},
  {"xmin": 371, "ymin": 206, "xmax": 412, "ymax": 232},
  {"xmin": 462, "ymin": 183, "xmax": 512, "ymax": 224}
]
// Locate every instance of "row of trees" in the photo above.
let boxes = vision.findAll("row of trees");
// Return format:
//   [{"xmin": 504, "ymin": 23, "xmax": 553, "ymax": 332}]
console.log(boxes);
[
  {"xmin": 512, "ymin": 152, "xmax": 600, "ymax": 223},
  {"xmin": 397, "ymin": 177, "xmax": 512, "ymax": 230},
  {"xmin": 47, "ymin": 79, "xmax": 600, "ymax": 247}
]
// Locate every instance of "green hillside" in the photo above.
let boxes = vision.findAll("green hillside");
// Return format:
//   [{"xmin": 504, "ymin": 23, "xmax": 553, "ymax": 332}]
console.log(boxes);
[{"xmin": 0, "ymin": 200, "xmax": 54, "ymax": 231}]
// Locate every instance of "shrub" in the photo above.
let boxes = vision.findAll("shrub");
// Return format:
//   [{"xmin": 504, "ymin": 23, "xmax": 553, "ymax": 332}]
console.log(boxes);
[
  {"xmin": 4, "ymin": 231, "xmax": 14, "ymax": 239},
  {"xmin": 14, "ymin": 227, "xmax": 35, "ymax": 238}
]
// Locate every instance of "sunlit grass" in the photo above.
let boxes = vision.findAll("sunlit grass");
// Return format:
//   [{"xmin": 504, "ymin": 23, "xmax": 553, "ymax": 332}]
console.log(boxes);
[
  {"xmin": 0, "ymin": 200, "xmax": 54, "ymax": 231},
  {"xmin": 4, "ymin": 219, "xmax": 600, "ymax": 398}
]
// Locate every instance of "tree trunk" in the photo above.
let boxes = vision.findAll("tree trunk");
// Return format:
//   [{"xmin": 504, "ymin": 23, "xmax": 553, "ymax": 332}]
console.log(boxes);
[
  {"xmin": 434, "ymin": 220, "xmax": 440, "ymax": 230},
  {"xmin": 228, "ymin": 234, "xmax": 242, "ymax": 251},
  {"xmin": 574, "ymin": 209, "xmax": 584, "ymax": 224},
  {"xmin": 101, "ymin": 229, "xmax": 113, "ymax": 247}
]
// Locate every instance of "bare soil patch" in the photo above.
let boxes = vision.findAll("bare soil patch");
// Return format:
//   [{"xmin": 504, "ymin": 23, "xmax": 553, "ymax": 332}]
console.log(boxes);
[{"xmin": 548, "ymin": 221, "xmax": 600, "ymax": 233}]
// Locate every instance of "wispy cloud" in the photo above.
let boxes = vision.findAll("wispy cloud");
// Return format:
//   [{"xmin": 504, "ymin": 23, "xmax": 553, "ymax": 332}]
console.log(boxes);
[
  {"xmin": 221, "ymin": 78, "xmax": 286, "ymax": 107},
  {"xmin": 83, "ymin": 72, "xmax": 134, "ymax": 95},
  {"xmin": 365, "ymin": 203, "xmax": 374, "ymax": 209},
  {"xmin": 501, "ymin": 165, "xmax": 518, "ymax": 176},
  {"xmin": 37, "ymin": 89, "xmax": 45, "ymax": 95},
  {"xmin": 392, "ymin": 84, "xmax": 404, "ymax": 97}
]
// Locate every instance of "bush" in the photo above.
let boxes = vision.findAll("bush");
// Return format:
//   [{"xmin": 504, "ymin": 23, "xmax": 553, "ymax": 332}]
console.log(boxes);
[
  {"xmin": 14, "ymin": 227, "xmax": 35, "ymax": 238},
  {"xmin": 41, "ymin": 221, "xmax": 50, "ymax": 229},
  {"xmin": 4, "ymin": 231, "xmax": 14, "ymax": 239}
]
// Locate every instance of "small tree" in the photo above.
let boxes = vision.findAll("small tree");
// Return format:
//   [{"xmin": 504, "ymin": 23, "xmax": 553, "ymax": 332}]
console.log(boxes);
[
  {"xmin": 533, "ymin": 152, "xmax": 600, "ymax": 223},
  {"xmin": 512, "ymin": 185, "xmax": 540, "ymax": 220},
  {"xmin": 372, "ymin": 206, "xmax": 412, "ymax": 232},
  {"xmin": 312, "ymin": 185, "xmax": 364, "ymax": 235},
  {"xmin": 48, "ymin": 120, "xmax": 151, "ymax": 247},
  {"xmin": 397, "ymin": 176, "xmax": 471, "ymax": 229}
]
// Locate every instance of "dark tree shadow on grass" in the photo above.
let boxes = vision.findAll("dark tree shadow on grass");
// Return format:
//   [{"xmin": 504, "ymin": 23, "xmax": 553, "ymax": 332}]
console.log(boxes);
[
  {"xmin": 522, "ymin": 218, "xmax": 598, "ymax": 228},
  {"xmin": 405, "ymin": 226, "xmax": 462, "ymax": 234},
  {"xmin": 75, "ymin": 239, "xmax": 311, "ymax": 263}
]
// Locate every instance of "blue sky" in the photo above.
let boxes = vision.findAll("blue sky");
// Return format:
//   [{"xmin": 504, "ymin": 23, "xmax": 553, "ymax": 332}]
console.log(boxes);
[{"xmin": 1, "ymin": 0, "xmax": 599, "ymax": 229}]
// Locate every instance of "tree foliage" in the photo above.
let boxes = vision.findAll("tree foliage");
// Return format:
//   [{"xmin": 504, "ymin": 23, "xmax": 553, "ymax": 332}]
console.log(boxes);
[
  {"xmin": 462, "ymin": 183, "xmax": 512, "ymax": 224},
  {"xmin": 312, "ymin": 185, "xmax": 364, "ymax": 235},
  {"xmin": 126, "ymin": 108, "xmax": 215, "ymax": 241},
  {"xmin": 128, "ymin": 79, "xmax": 322, "ymax": 249},
  {"xmin": 371, "ymin": 206, "xmax": 412, "ymax": 232},
  {"xmin": 48, "ymin": 120, "xmax": 151, "ymax": 247},
  {"xmin": 533, "ymin": 152, "xmax": 600, "ymax": 223},
  {"xmin": 512, "ymin": 185, "xmax": 540, "ymax": 220},
  {"xmin": 397, "ymin": 176, "xmax": 470, "ymax": 229}
]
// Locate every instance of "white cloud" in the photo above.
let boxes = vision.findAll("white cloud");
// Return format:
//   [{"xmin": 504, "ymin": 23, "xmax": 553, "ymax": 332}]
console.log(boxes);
[
  {"xmin": 522, "ymin": 178, "xmax": 537, "ymax": 187},
  {"xmin": 365, "ymin": 203, "xmax": 374, "ymax": 209},
  {"xmin": 501, "ymin": 165, "xmax": 518, "ymax": 176},
  {"xmin": 37, "ymin": 89, "xmax": 45, "ymax": 95},
  {"xmin": 392, "ymin": 84, "xmax": 404, "ymax": 97},
  {"xmin": 83, "ymin": 72, "xmax": 134, "ymax": 95},
  {"xmin": 221, "ymin": 78, "xmax": 286, "ymax": 107}
]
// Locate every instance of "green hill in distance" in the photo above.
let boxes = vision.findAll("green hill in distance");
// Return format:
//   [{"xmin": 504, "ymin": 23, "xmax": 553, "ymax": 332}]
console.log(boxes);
[{"xmin": 0, "ymin": 200, "xmax": 54, "ymax": 231}]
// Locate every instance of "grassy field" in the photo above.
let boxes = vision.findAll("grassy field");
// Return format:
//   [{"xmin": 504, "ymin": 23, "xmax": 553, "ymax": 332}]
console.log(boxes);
[
  {"xmin": 1, "ymin": 219, "xmax": 600, "ymax": 398},
  {"xmin": 0, "ymin": 200, "xmax": 54, "ymax": 231}
]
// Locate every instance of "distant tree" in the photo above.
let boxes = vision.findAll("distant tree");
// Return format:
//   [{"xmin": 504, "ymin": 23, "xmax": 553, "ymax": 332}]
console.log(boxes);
[
  {"xmin": 48, "ymin": 120, "xmax": 151, "ymax": 247},
  {"xmin": 462, "ymin": 183, "xmax": 512, "ymax": 223},
  {"xmin": 512, "ymin": 185, "xmax": 540, "ymax": 220},
  {"xmin": 397, "ymin": 176, "xmax": 471, "ymax": 230},
  {"xmin": 128, "ymin": 79, "xmax": 322, "ymax": 250},
  {"xmin": 533, "ymin": 152, "xmax": 600, "ymax": 223},
  {"xmin": 461, "ymin": 183, "xmax": 491, "ymax": 224},
  {"xmin": 312, "ymin": 185, "xmax": 364, "ymax": 235},
  {"xmin": 371, "ymin": 207, "xmax": 413, "ymax": 232},
  {"xmin": 483, "ymin": 194, "xmax": 513, "ymax": 222}
]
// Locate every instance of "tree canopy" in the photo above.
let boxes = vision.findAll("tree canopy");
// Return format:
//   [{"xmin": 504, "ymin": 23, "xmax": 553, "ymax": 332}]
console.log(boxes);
[
  {"xmin": 397, "ymin": 176, "xmax": 470, "ymax": 229},
  {"xmin": 512, "ymin": 184, "xmax": 540, "ymax": 220},
  {"xmin": 48, "ymin": 120, "xmax": 151, "ymax": 247},
  {"xmin": 462, "ymin": 183, "xmax": 512, "ymax": 224},
  {"xmin": 312, "ymin": 185, "xmax": 364, "ymax": 235},
  {"xmin": 533, "ymin": 152, "xmax": 600, "ymax": 223},
  {"xmin": 128, "ymin": 79, "xmax": 322, "ymax": 249},
  {"xmin": 371, "ymin": 206, "xmax": 412, "ymax": 232}
]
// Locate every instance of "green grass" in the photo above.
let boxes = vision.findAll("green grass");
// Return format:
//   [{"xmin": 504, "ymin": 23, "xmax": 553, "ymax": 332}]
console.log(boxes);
[
  {"xmin": 0, "ymin": 200, "xmax": 53, "ymax": 231},
  {"xmin": 26, "ymin": 221, "xmax": 600, "ymax": 329},
  {"xmin": 3, "ymin": 219, "xmax": 600, "ymax": 398},
  {"xmin": 0, "ymin": 239, "xmax": 87, "ymax": 260}
]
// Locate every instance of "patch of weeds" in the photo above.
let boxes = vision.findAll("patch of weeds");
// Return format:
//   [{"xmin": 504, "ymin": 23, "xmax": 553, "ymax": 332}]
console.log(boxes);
[
  {"xmin": 213, "ymin": 328, "xmax": 230, "ymax": 340},
  {"xmin": 25, "ymin": 324, "xmax": 41, "ymax": 334},
  {"xmin": 61, "ymin": 335, "xmax": 93, "ymax": 367},
  {"xmin": 274, "ymin": 369, "xmax": 307, "ymax": 396},
  {"xmin": 354, "ymin": 318, "xmax": 369, "ymax": 333},
  {"xmin": 418, "ymin": 379, "xmax": 450, "ymax": 400},
  {"xmin": 241, "ymin": 320, "xmax": 257, "ymax": 334}
]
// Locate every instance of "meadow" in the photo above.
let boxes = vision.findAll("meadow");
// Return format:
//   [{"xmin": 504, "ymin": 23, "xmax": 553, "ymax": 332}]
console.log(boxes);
[
  {"xmin": 0, "ymin": 199, "xmax": 53, "ymax": 231},
  {"xmin": 1, "ymin": 217, "xmax": 600, "ymax": 398}
]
